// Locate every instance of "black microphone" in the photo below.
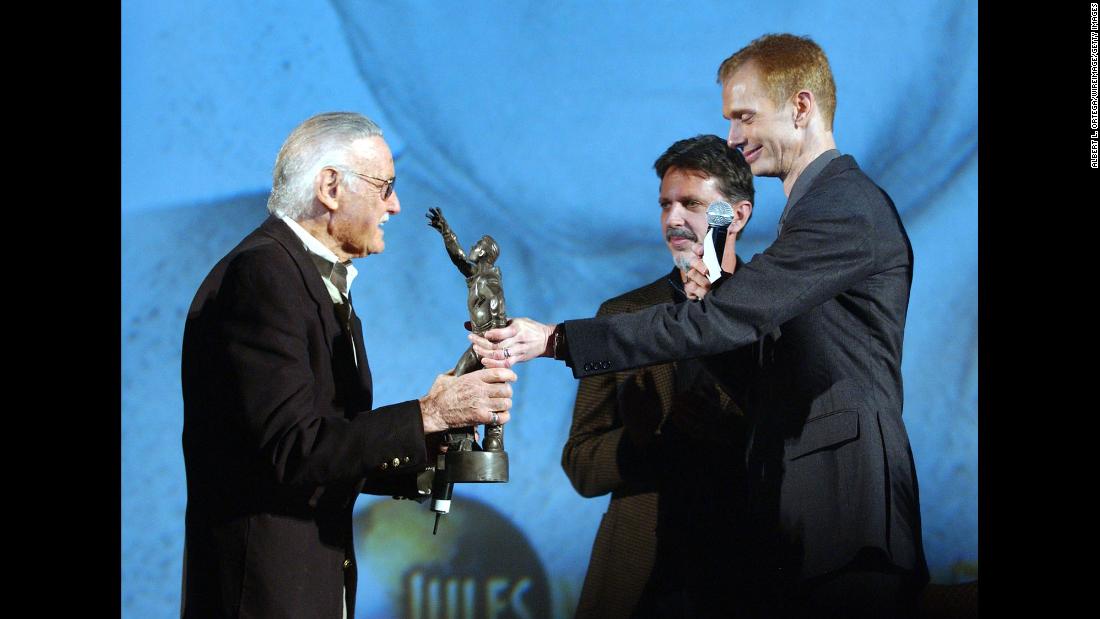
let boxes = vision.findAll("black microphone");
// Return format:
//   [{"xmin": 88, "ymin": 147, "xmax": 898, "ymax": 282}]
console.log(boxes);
[{"xmin": 705, "ymin": 200, "xmax": 734, "ymax": 277}]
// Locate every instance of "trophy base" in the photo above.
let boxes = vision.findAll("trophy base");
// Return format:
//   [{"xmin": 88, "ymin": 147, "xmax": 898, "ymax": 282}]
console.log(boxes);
[{"xmin": 444, "ymin": 450, "xmax": 509, "ymax": 483}]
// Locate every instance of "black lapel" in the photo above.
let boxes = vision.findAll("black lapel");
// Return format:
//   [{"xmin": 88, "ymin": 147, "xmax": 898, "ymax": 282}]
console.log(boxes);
[
  {"xmin": 256, "ymin": 216, "xmax": 341, "ymax": 359},
  {"xmin": 777, "ymin": 154, "xmax": 855, "ymax": 237}
]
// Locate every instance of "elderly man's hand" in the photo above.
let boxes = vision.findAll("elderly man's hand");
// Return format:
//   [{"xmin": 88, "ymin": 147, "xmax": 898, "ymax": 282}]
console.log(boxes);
[
  {"xmin": 468, "ymin": 318, "xmax": 555, "ymax": 368},
  {"xmin": 419, "ymin": 368, "xmax": 517, "ymax": 434}
]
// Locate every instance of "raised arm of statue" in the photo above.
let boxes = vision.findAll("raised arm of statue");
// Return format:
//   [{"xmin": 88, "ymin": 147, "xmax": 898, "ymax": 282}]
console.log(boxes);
[{"xmin": 427, "ymin": 207, "xmax": 475, "ymax": 277}]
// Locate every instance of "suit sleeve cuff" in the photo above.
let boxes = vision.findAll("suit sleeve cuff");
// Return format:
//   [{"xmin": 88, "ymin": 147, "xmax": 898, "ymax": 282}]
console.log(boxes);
[{"xmin": 362, "ymin": 400, "xmax": 428, "ymax": 476}]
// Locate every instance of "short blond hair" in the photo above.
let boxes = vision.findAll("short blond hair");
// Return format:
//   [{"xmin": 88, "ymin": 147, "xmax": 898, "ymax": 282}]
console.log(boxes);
[{"xmin": 717, "ymin": 34, "xmax": 836, "ymax": 130}]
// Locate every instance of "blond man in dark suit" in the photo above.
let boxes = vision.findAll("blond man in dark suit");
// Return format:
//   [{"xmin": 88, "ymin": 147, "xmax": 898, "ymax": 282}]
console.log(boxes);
[{"xmin": 474, "ymin": 34, "xmax": 929, "ymax": 618}]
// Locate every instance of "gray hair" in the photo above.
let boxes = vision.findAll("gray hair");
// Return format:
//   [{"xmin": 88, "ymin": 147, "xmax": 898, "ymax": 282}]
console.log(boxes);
[{"xmin": 266, "ymin": 112, "xmax": 383, "ymax": 220}]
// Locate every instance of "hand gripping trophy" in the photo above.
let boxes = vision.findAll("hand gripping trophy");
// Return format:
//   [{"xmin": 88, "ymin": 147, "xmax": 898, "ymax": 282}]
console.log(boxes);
[{"xmin": 425, "ymin": 207, "xmax": 509, "ymax": 532}]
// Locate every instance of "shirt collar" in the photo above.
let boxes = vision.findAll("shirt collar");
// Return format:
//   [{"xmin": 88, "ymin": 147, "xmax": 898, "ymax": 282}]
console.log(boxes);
[
  {"xmin": 278, "ymin": 214, "xmax": 359, "ymax": 293},
  {"xmin": 777, "ymin": 149, "xmax": 841, "ymax": 236},
  {"xmin": 667, "ymin": 265, "xmax": 688, "ymax": 301}
]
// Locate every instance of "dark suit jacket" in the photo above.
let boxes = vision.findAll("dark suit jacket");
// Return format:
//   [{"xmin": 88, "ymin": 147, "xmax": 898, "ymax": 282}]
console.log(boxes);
[
  {"xmin": 563, "ymin": 269, "xmax": 750, "ymax": 619},
  {"xmin": 181, "ymin": 216, "xmax": 429, "ymax": 618},
  {"xmin": 564, "ymin": 156, "xmax": 928, "ymax": 588}
]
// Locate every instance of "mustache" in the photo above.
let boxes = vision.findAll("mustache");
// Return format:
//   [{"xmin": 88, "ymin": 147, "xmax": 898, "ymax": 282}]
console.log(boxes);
[{"xmin": 666, "ymin": 227, "xmax": 698, "ymax": 243}]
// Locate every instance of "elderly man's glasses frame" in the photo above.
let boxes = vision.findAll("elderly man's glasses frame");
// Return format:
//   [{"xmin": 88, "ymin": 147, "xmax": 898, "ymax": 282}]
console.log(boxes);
[{"xmin": 334, "ymin": 167, "xmax": 396, "ymax": 201}]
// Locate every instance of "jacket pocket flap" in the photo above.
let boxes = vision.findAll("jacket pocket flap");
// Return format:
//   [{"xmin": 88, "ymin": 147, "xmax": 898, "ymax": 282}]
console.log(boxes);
[{"xmin": 787, "ymin": 409, "xmax": 859, "ymax": 460}]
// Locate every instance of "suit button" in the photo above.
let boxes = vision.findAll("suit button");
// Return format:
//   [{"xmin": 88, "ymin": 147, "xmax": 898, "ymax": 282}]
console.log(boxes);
[
  {"xmin": 392, "ymin": 457, "xmax": 401, "ymax": 468},
  {"xmin": 583, "ymin": 363, "xmax": 591, "ymax": 371},
  {"xmin": 380, "ymin": 462, "xmax": 388, "ymax": 470},
  {"xmin": 404, "ymin": 456, "xmax": 411, "ymax": 464},
  {"xmin": 602, "ymin": 361, "xmax": 610, "ymax": 369},
  {"xmin": 343, "ymin": 559, "xmax": 351, "ymax": 569}
]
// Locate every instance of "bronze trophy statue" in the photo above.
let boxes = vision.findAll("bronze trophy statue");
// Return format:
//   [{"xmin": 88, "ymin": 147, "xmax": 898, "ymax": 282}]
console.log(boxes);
[{"xmin": 425, "ymin": 207, "xmax": 509, "ymax": 533}]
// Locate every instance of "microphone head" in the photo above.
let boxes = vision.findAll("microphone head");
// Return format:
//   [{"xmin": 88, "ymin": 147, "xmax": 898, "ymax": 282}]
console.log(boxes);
[{"xmin": 706, "ymin": 201, "xmax": 734, "ymax": 228}]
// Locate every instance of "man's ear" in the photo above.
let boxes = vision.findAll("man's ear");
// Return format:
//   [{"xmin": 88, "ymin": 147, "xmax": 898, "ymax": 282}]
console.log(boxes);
[
  {"xmin": 730, "ymin": 199, "xmax": 753, "ymax": 232},
  {"xmin": 315, "ymin": 167, "xmax": 342, "ymax": 212},
  {"xmin": 791, "ymin": 90, "xmax": 814, "ymax": 129}
]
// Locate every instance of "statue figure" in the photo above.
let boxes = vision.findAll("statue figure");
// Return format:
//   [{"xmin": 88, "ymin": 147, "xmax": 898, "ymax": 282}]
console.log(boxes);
[{"xmin": 427, "ymin": 207, "xmax": 507, "ymax": 451}]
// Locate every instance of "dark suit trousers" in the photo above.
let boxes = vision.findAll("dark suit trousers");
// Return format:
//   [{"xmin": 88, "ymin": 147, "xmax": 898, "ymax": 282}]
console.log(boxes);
[{"xmin": 742, "ymin": 551, "xmax": 923, "ymax": 619}]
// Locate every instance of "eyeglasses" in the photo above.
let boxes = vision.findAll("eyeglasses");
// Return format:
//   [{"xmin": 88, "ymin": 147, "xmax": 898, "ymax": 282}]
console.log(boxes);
[{"xmin": 341, "ymin": 168, "xmax": 396, "ymax": 201}]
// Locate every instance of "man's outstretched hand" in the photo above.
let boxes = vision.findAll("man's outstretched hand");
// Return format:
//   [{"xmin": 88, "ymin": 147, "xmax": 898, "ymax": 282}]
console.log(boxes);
[{"xmin": 468, "ymin": 318, "xmax": 557, "ymax": 368}]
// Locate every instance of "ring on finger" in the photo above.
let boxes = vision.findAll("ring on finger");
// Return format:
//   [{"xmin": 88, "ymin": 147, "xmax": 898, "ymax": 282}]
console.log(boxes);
[
  {"xmin": 490, "ymin": 411, "xmax": 499, "ymax": 425},
  {"xmin": 503, "ymin": 348, "xmax": 511, "ymax": 359}
]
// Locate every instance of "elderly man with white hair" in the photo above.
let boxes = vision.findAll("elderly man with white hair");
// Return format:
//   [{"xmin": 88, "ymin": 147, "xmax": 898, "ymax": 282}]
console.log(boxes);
[{"xmin": 180, "ymin": 112, "xmax": 517, "ymax": 618}]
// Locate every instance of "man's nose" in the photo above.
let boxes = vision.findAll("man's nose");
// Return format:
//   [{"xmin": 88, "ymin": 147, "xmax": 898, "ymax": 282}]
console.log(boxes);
[
  {"xmin": 667, "ymin": 204, "xmax": 688, "ymax": 225},
  {"xmin": 727, "ymin": 121, "xmax": 746, "ymax": 150},
  {"xmin": 388, "ymin": 189, "xmax": 401, "ymax": 214}
]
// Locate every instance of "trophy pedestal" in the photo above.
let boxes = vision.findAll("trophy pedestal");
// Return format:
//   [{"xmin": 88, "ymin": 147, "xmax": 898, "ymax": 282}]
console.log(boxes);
[{"xmin": 441, "ymin": 449, "xmax": 509, "ymax": 483}]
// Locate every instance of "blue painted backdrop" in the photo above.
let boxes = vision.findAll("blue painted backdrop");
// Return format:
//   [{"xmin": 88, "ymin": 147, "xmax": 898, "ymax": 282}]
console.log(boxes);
[{"xmin": 121, "ymin": 1, "xmax": 977, "ymax": 617}]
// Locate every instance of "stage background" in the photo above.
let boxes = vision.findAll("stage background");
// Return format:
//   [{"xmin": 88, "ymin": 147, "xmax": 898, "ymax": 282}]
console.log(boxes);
[{"xmin": 121, "ymin": 1, "xmax": 978, "ymax": 617}]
